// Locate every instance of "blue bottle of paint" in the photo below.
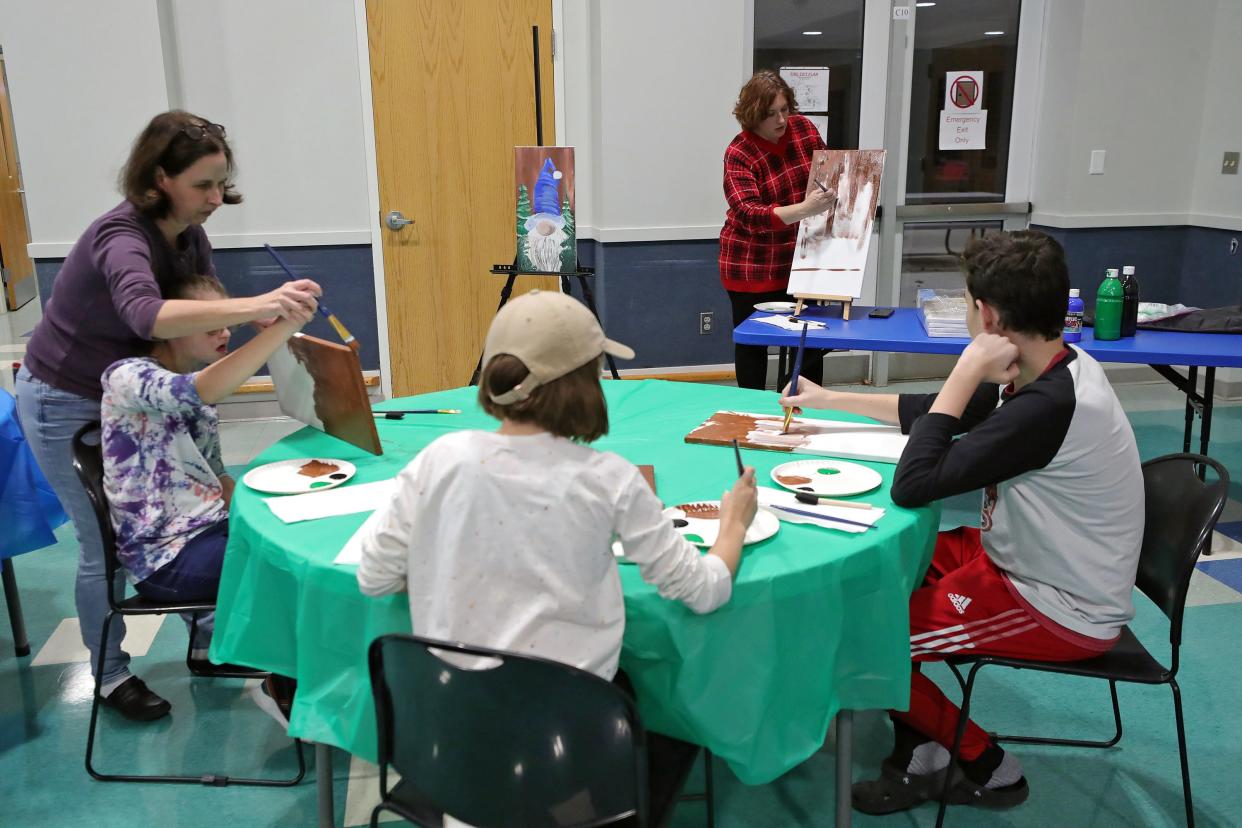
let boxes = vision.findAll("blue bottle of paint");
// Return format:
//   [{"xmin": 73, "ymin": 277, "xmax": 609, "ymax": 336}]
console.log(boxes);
[{"xmin": 1064, "ymin": 288, "xmax": 1084, "ymax": 343}]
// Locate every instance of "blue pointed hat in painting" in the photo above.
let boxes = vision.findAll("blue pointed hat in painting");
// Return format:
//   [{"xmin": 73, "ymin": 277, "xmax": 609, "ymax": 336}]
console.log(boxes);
[{"xmin": 524, "ymin": 157, "xmax": 565, "ymax": 233}]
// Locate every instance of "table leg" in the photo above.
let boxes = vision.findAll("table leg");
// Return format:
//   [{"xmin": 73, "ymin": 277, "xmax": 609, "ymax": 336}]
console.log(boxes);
[
  {"xmin": 777, "ymin": 346, "xmax": 789, "ymax": 390},
  {"xmin": 1200, "ymin": 368, "xmax": 1215, "ymax": 458},
  {"xmin": 835, "ymin": 710, "xmax": 853, "ymax": 828},
  {"xmin": 2, "ymin": 558, "xmax": 30, "ymax": 657},
  {"xmin": 316, "ymin": 743, "xmax": 335, "ymax": 828},
  {"xmin": 1183, "ymin": 366, "xmax": 1198, "ymax": 454}
]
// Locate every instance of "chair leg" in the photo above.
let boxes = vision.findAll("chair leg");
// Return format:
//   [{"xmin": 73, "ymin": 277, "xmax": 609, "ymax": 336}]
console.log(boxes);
[
  {"xmin": 936, "ymin": 662, "xmax": 980, "ymax": 828},
  {"xmin": 86, "ymin": 608, "xmax": 305, "ymax": 787},
  {"xmin": 704, "ymin": 748, "xmax": 715, "ymax": 828},
  {"xmin": 995, "ymin": 678, "xmax": 1123, "ymax": 749},
  {"xmin": 1170, "ymin": 679, "xmax": 1195, "ymax": 827},
  {"xmin": 947, "ymin": 661, "xmax": 966, "ymax": 692},
  {"xmin": 85, "ymin": 609, "xmax": 115, "ymax": 781}
]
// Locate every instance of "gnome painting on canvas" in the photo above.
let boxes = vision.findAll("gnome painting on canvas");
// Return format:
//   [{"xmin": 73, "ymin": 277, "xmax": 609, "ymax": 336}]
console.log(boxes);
[{"xmin": 515, "ymin": 146, "xmax": 576, "ymax": 273}]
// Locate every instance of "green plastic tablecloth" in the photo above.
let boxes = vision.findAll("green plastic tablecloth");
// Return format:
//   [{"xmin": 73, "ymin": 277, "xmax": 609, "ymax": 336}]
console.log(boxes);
[{"xmin": 211, "ymin": 380, "xmax": 938, "ymax": 785}]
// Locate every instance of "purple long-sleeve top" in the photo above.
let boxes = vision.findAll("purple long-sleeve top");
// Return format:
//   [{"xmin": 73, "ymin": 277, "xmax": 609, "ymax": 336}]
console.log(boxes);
[{"xmin": 23, "ymin": 200, "xmax": 215, "ymax": 400}]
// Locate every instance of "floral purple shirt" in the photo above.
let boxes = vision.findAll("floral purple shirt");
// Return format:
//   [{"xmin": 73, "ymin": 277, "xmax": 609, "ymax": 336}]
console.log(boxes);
[{"xmin": 101, "ymin": 357, "xmax": 227, "ymax": 582}]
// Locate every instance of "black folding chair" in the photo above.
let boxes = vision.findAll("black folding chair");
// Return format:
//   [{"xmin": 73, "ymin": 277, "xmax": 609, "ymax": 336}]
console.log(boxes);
[
  {"xmin": 71, "ymin": 421, "xmax": 306, "ymax": 785},
  {"xmin": 369, "ymin": 632, "xmax": 650, "ymax": 827},
  {"xmin": 935, "ymin": 453, "xmax": 1229, "ymax": 827}
]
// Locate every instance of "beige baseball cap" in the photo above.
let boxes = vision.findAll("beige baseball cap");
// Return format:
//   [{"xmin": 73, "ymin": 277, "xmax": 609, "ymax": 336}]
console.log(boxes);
[{"xmin": 482, "ymin": 290, "xmax": 634, "ymax": 404}]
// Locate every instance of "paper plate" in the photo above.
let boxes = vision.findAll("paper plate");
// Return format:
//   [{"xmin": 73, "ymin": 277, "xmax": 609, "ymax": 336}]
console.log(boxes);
[
  {"xmin": 661, "ymin": 502, "xmax": 780, "ymax": 548},
  {"xmin": 770, "ymin": 459, "xmax": 882, "ymax": 498},
  {"xmin": 754, "ymin": 301, "xmax": 797, "ymax": 313},
  {"xmin": 242, "ymin": 458, "xmax": 357, "ymax": 495}
]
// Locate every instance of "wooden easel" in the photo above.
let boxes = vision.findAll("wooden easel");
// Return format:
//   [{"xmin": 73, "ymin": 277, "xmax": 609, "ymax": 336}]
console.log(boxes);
[{"xmin": 791, "ymin": 293, "xmax": 854, "ymax": 321}]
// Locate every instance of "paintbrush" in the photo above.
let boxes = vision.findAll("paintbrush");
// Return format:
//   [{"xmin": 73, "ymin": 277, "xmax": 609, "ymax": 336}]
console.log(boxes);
[
  {"xmin": 793, "ymin": 492, "xmax": 875, "ymax": 510},
  {"xmin": 732, "ymin": 439, "xmax": 745, "ymax": 477},
  {"xmin": 781, "ymin": 322, "xmax": 809, "ymax": 433},
  {"xmin": 373, "ymin": 409, "xmax": 462, "ymax": 419},
  {"xmin": 263, "ymin": 243, "xmax": 359, "ymax": 352},
  {"xmin": 770, "ymin": 504, "xmax": 877, "ymax": 531}
]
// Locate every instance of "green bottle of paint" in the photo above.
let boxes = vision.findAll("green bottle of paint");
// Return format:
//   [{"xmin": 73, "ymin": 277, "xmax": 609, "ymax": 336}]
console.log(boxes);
[{"xmin": 1095, "ymin": 268, "xmax": 1124, "ymax": 341}]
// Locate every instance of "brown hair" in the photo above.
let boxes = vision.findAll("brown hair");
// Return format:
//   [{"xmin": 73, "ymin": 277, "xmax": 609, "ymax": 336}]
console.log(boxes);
[
  {"xmin": 960, "ymin": 230, "xmax": 1070, "ymax": 340},
  {"xmin": 478, "ymin": 355, "xmax": 608, "ymax": 442},
  {"xmin": 120, "ymin": 110, "xmax": 243, "ymax": 219},
  {"xmin": 163, "ymin": 272, "xmax": 229, "ymax": 302},
  {"xmin": 733, "ymin": 71, "xmax": 799, "ymax": 131}
]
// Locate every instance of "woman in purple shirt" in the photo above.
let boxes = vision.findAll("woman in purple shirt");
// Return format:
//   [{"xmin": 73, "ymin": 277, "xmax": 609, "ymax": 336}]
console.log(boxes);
[{"xmin": 15, "ymin": 111, "xmax": 321, "ymax": 722}]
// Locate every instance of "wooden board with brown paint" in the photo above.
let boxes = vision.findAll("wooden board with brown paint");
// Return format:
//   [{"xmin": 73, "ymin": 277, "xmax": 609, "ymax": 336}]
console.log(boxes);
[
  {"xmin": 268, "ymin": 333, "xmax": 383, "ymax": 456},
  {"xmin": 685, "ymin": 410, "xmax": 909, "ymax": 464}
]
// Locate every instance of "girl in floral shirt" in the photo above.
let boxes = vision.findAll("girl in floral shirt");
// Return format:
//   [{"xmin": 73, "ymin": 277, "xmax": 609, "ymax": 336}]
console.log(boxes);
[{"xmin": 101, "ymin": 274, "xmax": 313, "ymax": 659}]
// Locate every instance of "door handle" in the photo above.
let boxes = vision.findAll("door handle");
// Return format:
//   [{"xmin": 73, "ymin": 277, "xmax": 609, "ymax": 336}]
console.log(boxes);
[{"xmin": 385, "ymin": 210, "xmax": 414, "ymax": 231}]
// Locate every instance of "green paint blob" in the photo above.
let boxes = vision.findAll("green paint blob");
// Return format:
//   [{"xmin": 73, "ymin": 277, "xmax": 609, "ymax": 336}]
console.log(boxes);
[
  {"xmin": 817, "ymin": 467, "xmax": 840, "ymax": 476},
  {"xmin": 684, "ymin": 533, "xmax": 705, "ymax": 544},
  {"xmin": 310, "ymin": 481, "xmax": 332, "ymax": 489}
]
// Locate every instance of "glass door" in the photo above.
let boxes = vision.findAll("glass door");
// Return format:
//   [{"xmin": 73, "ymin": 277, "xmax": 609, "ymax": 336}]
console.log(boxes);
[{"xmin": 873, "ymin": 0, "xmax": 1043, "ymax": 384}]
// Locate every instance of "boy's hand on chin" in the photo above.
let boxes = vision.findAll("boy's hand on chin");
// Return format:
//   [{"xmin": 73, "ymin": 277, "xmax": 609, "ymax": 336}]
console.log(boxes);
[{"xmin": 960, "ymin": 333, "xmax": 1020, "ymax": 385}]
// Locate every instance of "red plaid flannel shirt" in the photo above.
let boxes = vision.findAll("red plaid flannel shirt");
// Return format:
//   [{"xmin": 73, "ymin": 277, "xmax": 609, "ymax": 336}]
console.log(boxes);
[{"xmin": 718, "ymin": 114, "xmax": 826, "ymax": 292}]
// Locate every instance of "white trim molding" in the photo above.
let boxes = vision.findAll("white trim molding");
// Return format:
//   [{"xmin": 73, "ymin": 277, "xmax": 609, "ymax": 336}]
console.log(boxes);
[
  {"xmin": 1028, "ymin": 211, "xmax": 1242, "ymax": 231},
  {"xmin": 29, "ymin": 229, "xmax": 373, "ymax": 259}
]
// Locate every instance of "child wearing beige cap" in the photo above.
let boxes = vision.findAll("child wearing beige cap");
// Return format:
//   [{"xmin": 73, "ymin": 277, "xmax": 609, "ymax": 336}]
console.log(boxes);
[
  {"xmin": 357, "ymin": 290, "xmax": 756, "ymax": 675},
  {"xmin": 357, "ymin": 290, "xmax": 757, "ymax": 821}
]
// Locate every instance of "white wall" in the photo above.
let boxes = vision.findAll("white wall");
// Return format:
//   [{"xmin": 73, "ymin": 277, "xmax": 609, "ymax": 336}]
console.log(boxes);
[
  {"xmin": 0, "ymin": 1, "xmax": 169, "ymax": 251},
  {"xmin": 0, "ymin": 0, "xmax": 371, "ymax": 256},
  {"xmin": 1028, "ymin": 0, "xmax": 1241, "ymax": 231},
  {"xmin": 563, "ymin": 0, "xmax": 749, "ymax": 242},
  {"xmin": 1190, "ymin": 0, "xmax": 1242, "ymax": 224}
]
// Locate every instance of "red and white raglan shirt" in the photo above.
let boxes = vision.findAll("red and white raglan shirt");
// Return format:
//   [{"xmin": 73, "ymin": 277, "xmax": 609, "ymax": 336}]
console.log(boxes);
[
  {"xmin": 894, "ymin": 345, "xmax": 1145, "ymax": 645},
  {"xmin": 718, "ymin": 114, "xmax": 826, "ymax": 293},
  {"xmin": 887, "ymin": 345, "xmax": 1145, "ymax": 758}
]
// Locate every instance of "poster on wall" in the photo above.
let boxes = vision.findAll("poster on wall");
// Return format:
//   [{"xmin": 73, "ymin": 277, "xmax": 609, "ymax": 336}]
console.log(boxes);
[
  {"xmin": 787, "ymin": 149, "xmax": 885, "ymax": 300},
  {"xmin": 938, "ymin": 70, "xmax": 987, "ymax": 150},
  {"xmin": 515, "ymin": 146, "xmax": 577, "ymax": 273},
  {"xmin": 779, "ymin": 66, "xmax": 830, "ymax": 113}
]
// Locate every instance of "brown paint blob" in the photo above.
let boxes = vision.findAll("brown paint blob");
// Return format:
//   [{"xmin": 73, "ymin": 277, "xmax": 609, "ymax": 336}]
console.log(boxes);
[
  {"xmin": 298, "ymin": 460, "xmax": 340, "ymax": 478},
  {"xmin": 777, "ymin": 475, "xmax": 813, "ymax": 485},
  {"xmin": 676, "ymin": 503, "xmax": 721, "ymax": 520}
]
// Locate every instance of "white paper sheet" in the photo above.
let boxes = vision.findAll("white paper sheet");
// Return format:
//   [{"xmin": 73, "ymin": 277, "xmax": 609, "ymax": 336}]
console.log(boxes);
[
  {"xmin": 264, "ymin": 479, "xmax": 397, "ymax": 524},
  {"xmin": 333, "ymin": 510, "xmax": 383, "ymax": 565},
  {"xmin": 757, "ymin": 486, "xmax": 884, "ymax": 533},
  {"xmin": 752, "ymin": 314, "xmax": 827, "ymax": 331}
]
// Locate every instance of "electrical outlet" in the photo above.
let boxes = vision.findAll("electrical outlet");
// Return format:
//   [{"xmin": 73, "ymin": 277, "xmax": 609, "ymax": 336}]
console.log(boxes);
[
  {"xmin": 699, "ymin": 311, "xmax": 714, "ymax": 335},
  {"xmin": 1223, "ymin": 152, "xmax": 1239, "ymax": 175}
]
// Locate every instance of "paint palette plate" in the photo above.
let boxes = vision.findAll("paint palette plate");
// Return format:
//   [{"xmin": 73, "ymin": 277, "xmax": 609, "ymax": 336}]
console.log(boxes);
[
  {"xmin": 242, "ymin": 458, "xmax": 357, "ymax": 495},
  {"xmin": 770, "ymin": 459, "xmax": 882, "ymax": 498},
  {"xmin": 754, "ymin": 301, "xmax": 798, "ymax": 313},
  {"xmin": 661, "ymin": 502, "xmax": 780, "ymax": 549}
]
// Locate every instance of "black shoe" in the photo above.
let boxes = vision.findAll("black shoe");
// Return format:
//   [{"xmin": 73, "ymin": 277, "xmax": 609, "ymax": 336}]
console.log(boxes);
[
  {"xmin": 100, "ymin": 676, "xmax": 171, "ymax": 722},
  {"xmin": 852, "ymin": 759, "xmax": 959, "ymax": 815},
  {"xmin": 949, "ymin": 774, "xmax": 1030, "ymax": 809},
  {"xmin": 187, "ymin": 656, "xmax": 265, "ymax": 678}
]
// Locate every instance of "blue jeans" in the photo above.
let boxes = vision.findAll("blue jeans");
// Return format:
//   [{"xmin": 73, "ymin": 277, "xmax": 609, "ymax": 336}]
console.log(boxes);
[
  {"xmin": 134, "ymin": 520, "xmax": 227, "ymax": 650},
  {"xmin": 14, "ymin": 366, "xmax": 130, "ymax": 684}
]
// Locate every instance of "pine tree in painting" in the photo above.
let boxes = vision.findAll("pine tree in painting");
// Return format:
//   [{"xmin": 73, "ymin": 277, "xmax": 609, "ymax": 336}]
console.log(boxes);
[
  {"xmin": 516, "ymin": 183, "xmax": 536, "ymax": 270},
  {"xmin": 560, "ymin": 197, "xmax": 576, "ymax": 272}
]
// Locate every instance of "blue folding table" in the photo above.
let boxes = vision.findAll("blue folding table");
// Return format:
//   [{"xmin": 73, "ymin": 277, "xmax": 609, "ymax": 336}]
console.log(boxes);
[{"xmin": 734, "ymin": 305, "xmax": 1242, "ymax": 459}]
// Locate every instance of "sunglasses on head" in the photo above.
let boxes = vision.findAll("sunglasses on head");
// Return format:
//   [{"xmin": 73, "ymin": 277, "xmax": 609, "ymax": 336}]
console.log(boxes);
[{"xmin": 180, "ymin": 122, "xmax": 226, "ymax": 141}]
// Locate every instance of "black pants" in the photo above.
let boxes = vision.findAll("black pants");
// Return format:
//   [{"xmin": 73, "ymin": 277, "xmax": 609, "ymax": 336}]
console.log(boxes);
[
  {"xmin": 727, "ymin": 288, "xmax": 826, "ymax": 390},
  {"xmin": 613, "ymin": 670, "xmax": 703, "ymax": 827}
]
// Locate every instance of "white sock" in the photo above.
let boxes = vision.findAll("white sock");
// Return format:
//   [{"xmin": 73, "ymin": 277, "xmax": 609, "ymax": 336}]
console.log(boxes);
[
  {"xmin": 985, "ymin": 750, "xmax": 1024, "ymax": 789},
  {"xmin": 99, "ymin": 673, "xmax": 132, "ymax": 698},
  {"xmin": 906, "ymin": 741, "xmax": 951, "ymax": 776}
]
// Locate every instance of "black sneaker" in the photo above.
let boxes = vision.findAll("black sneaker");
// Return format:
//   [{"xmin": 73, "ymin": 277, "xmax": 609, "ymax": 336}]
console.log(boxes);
[
  {"xmin": 100, "ymin": 676, "xmax": 171, "ymax": 722},
  {"xmin": 852, "ymin": 758, "xmax": 959, "ymax": 815},
  {"xmin": 187, "ymin": 655, "xmax": 265, "ymax": 678}
]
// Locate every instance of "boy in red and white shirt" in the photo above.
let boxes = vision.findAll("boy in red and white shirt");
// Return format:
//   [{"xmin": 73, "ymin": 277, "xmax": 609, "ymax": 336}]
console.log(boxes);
[{"xmin": 783, "ymin": 231, "xmax": 1144, "ymax": 814}]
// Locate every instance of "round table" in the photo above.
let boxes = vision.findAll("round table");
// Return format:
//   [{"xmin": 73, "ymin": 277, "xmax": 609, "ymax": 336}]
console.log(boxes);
[{"xmin": 212, "ymin": 379, "xmax": 937, "ymax": 790}]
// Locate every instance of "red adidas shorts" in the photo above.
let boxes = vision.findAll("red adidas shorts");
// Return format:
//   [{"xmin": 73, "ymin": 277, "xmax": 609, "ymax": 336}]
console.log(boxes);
[{"xmin": 893, "ymin": 528, "xmax": 1119, "ymax": 759}]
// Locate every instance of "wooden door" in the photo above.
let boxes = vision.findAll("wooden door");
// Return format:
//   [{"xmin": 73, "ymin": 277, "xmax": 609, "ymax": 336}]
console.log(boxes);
[
  {"xmin": 0, "ymin": 57, "xmax": 35, "ymax": 311},
  {"xmin": 367, "ymin": 0, "xmax": 560, "ymax": 397}
]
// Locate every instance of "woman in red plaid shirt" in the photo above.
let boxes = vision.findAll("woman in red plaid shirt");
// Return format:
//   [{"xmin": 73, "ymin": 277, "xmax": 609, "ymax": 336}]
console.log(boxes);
[{"xmin": 721, "ymin": 71, "xmax": 835, "ymax": 389}]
